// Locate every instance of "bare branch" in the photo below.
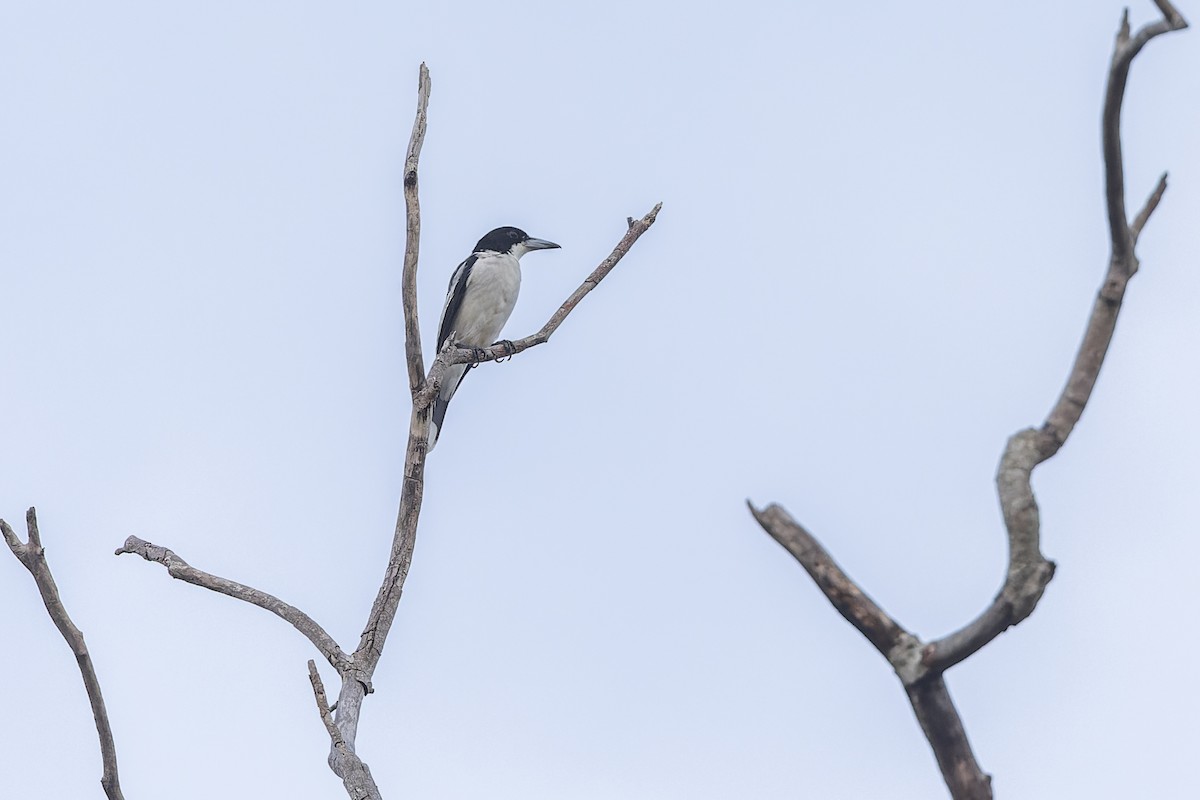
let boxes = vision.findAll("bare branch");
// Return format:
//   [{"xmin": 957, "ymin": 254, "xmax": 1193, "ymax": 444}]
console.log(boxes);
[
  {"xmin": 328, "ymin": 402, "xmax": 427, "ymax": 774},
  {"xmin": 107, "ymin": 62, "xmax": 660, "ymax": 795},
  {"xmin": 320, "ymin": 67, "xmax": 440, "ymax": 776},
  {"xmin": 747, "ymin": 502, "xmax": 912, "ymax": 662},
  {"xmin": 922, "ymin": 428, "xmax": 1057, "ymax": 672},
  {"xmin": 115, "ymin": 535, "xmax": 354, "ymax": 677},
  {"xmin": 417, "ymin": 202, "xmax": 663, "ymax": 409},
  {"xmin": 4, "ymin": 509, "xmax": 125, "ymax": 800},
  {"xmin": 906, "ymin": 677, "xmax": 992, "ymax": 800},
  {"xmin": 403, "ymin": 63, "xmax": 433, "ymax": 394},
  {"xmin": 750, "ymin": 3, "xmax": 1186, "ymax": 797},
  {"xmin": 308, "ymin": 661, "xmax": 380, "ymax": 800},
  {"xmin": 1131, "ymin": 171, "xmax": 1169, "ymax": 246},
  {"xmin": 924, "ymin": 0, "xmax": 1187, "ymax": 678},
  {"xmin": 1102, "ymin": 3, "xmax": 1187, "ymax": 263},
  {"xmin": 327, "ymin": 83, "xmax": 663, "ymax": 774},
  {"xmin": 0, "ymin": 517, "xmax": 21, "ymax": 551}
]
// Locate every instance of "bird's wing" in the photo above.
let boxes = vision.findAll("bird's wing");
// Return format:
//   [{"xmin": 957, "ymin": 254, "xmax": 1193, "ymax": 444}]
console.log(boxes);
[{"xmin": 437, "ymin": 254, "xmax": 477, "ymax": 350}]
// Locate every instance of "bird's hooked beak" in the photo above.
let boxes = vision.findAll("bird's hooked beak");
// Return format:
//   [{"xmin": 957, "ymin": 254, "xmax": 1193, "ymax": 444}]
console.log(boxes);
[{"xmin": 523, "ymin": 237, "xmax": 561, "ymax": 251}]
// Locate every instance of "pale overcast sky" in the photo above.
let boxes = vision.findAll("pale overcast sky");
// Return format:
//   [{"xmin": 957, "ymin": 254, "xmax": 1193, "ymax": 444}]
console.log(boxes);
[{"xmin": 2, "ymin": 2, "xmax": 1198, "ymax": 798}]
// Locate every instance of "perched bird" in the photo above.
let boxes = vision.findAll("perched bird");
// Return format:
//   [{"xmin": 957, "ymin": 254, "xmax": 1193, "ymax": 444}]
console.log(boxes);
[{"xmin": 429, "ymin": 226, "xmax": 560, "ymax": 449}]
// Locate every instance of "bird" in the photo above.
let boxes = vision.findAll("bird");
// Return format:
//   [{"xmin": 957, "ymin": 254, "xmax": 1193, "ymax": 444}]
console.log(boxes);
[{"xmin": 429, "ymin": 226, "xmax": 560, "ymax": 449}]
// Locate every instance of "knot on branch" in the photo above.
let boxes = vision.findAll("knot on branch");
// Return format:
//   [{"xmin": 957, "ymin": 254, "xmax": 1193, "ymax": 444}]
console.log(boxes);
[{"xmin": 888, "ymin": 632, "xmax": 929, "ymax": 686}]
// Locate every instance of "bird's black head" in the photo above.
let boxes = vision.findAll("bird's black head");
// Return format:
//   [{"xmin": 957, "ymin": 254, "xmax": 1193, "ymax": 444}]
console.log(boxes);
[{"xmin": 474, "ymin": 226, "xmax": 560, "ymax": 257}]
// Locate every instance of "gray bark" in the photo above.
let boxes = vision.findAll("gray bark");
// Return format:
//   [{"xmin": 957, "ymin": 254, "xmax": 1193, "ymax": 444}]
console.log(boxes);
[
  {"xmin": 749, "ymin": 4, "xmax": 1188, "ymax": 798},
  {"xmin": 3, "ymin": 509, "xmax": 125, "ymax": 800}
]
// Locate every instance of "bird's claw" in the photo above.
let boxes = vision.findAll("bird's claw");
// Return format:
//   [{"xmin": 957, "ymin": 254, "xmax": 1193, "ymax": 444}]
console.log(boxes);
[{"xmin": 492, "ymin": 339, "xmax": 517, "ymax": 363}]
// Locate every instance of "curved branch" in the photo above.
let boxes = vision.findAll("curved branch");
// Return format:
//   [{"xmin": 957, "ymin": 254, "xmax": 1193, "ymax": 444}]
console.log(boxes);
[
  {"xmin": 926, "ymin": 1, "xmax": 1187, "ymax": 674},
  {"xmin": 4, "ymin": 508, "xmax": 125, "ymax": 800},
  {"xmin": 115, "ymin": 535, "xmax": 354, "ymax": 677},
  {"xmin": 750, "ymin": 4, "xmax": 1187, "ymax": 798},
  {"xmin": 1103, "ymin": 2, "xmax": 1187, "ymax": 263}
]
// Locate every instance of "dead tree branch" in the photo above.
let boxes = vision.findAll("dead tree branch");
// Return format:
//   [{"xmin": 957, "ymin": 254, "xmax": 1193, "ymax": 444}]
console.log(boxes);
[
  {"xmin": 403, "ymin": 63, "xmax": 432, "ymax": 395},
  {"xmin": 114, "ymin": 535, "xmax": 354, "ymax": 677},
  {"xmin": 329, "ymin": 66, "xmax": 662, "ymax": 773},
  {"xmin": 3, "ymin": 508, "xmax": 125, "ymax": 800},
  {"xmin": 309, "ymin": 661, "xmax": 377, "ymax": 800},
  {"xmin": 111, "ymin": 61, "xmax": 660, "ymax": 799},
  {"xmin": 749, "ymin": 4, "xmax": 1186, "ymax": 799}
]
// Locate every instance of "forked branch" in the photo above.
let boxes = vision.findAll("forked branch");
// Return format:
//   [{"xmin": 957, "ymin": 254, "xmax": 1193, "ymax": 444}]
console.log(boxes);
[
  {"xmin": 750, "ymin": 4, "xmax": 1186, "ymax": 799},
  {"xmin": 109, "ymin": 60, "xmax": 658, "ymax": 799},
  {"xmin": 3, "ymin": 509, "xmax": 125, "ymax": 800},
  {"xmin": 329, "ymin": 64, "xmax": 661, "ymax": 775}
]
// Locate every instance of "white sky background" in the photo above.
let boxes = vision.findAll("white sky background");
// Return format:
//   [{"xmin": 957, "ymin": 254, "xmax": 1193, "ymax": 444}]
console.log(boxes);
[{"xmin": 2, "ymin": 1, "xmax": 1198, "ymax": 798}]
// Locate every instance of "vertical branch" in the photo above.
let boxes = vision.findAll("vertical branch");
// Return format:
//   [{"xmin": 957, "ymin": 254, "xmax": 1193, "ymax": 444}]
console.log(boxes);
[
  {"xmin": 327, "ymin": 66, "xmax": 662, "ymax": 781},
  {"xmin": 1102, "ymin": 1, "xmax": 1187, "ymax": 264},
  {"xmin": 3, "ymin": 509, "xmax": 125, "ymax": 800},
  {"xmin": 329, "ymin": 399, "xmax": 431, "ymax": 759},
  {"xmin": 328, "ymin": 64, "xmax": 435, "ymax": 777},
  {"xmin": 403, "ymin": 63, "xmax": 432, "ymax": 394},
  {"xmin": 309, "ymin": 661, "xmax": 380, "ymax": 800}
]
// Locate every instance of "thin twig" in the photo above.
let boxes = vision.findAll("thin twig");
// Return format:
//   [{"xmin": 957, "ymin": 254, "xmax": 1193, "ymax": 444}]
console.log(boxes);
[
  {"xmin": 115, "ymin": 535, "xmax": 354, "ymax": 677},
  {"xmin": 1131, "ymin": 172, "xmax": 1169, "ymax": 246},
  {"xmin": 4, "ymin": 509, "xmax": 125, "ymax": 800}
]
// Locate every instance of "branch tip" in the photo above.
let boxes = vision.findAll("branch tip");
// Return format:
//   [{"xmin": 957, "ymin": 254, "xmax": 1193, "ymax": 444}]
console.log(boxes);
[
  {"xmin": 401, "ymin": 61, "xmax": 433, "ymax": 394},
  {"xmin": 25, "ymin": 506, "xmax": 42, "ymax": 549},
  {"xmin": 1152, "ymin": 0, "xmax": 1189, "ymax": 27},
  {"xmin": 1131, "ymin": 171, "xmax": 1170, "ymax": 242},
  {"xmin": 0, "ymin": 518, "xmax": 19, "ymax": 551}
]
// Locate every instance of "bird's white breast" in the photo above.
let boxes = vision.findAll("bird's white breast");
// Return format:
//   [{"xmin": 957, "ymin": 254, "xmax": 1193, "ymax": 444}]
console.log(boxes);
[{"xmin": 455, "ymin": 252, "xmax": 522, "ymax": 346}]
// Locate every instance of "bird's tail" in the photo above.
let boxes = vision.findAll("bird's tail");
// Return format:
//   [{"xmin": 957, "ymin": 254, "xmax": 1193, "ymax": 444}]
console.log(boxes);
[
  {"xmin": 428, "ymin": 395, "xmax": 450, "ymax": 451},
  {"xmin": 427, "ymin": 362, "xmax": 470, "ymax": 451}
]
